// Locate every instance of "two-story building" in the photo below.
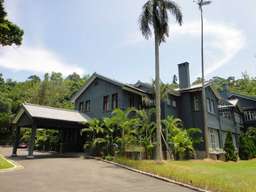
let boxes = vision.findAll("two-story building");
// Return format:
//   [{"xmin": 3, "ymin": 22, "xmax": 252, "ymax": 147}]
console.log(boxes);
[
  {"xmin": 70, "ymin": 62, "xmax": 243, "ymax": 158},
  {"xmin": 12, "ymin": 62, "xmax": 245, "ymax": 158}
]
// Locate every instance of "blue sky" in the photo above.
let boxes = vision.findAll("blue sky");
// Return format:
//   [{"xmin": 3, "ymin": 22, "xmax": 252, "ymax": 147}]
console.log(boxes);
[{"xmin": 1, "ymin": 0, "xmax": 256, "ymax": 84}]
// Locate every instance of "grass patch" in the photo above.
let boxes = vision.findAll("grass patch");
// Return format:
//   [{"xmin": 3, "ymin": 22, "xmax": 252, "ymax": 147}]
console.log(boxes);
[
  {"xmin": 114, "ymin": 157, "xmax": 256, "ymax": 192},
  {"xmin": 0, "ymin": 156, "xmax": 14, "ymax": 170}
]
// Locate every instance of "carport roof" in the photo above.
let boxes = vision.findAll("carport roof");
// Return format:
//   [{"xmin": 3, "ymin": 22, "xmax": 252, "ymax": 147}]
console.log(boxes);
[{"xmin": 13, "ymin": 103, "xmax": 90, "ymax": 124}]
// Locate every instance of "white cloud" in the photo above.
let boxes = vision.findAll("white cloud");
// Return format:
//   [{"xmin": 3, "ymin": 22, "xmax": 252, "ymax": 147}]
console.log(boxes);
[
  {"xmin": 124, "ymin": 20, "xmax": 246, "ymax": 76},
  {"xmin": 171, "ymin": 20, "xmax": 246, "ymax": 75},
  {"xmin": 0, "ymin": 46, "xmax": 85, "ymax": 76}
]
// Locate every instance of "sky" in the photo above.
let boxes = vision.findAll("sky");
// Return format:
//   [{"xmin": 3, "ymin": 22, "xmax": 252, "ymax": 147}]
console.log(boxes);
[{"xmin": 1, "ymin": 0, "xmax": 256, "ymax": 84}]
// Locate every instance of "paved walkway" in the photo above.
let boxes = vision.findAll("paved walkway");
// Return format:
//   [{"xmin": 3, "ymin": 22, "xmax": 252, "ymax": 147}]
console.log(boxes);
[{"xmin": 0, "ymin": 147, "xmax": 196, "ymax": 192}]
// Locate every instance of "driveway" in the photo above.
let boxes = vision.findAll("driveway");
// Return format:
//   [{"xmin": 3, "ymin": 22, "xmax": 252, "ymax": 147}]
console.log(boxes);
[{"xmin": 0, "ymin": 147, "xmax": 196, "ymax": 192}]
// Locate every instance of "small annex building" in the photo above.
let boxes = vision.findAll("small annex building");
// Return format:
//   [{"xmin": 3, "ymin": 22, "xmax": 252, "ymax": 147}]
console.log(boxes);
[{"xmin": 12, "ymin": 103, "xmax": 90, "ymax": 158}]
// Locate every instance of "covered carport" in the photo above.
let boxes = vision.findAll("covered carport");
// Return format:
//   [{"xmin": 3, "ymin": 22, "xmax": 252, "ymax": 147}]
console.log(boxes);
[{"xmin": 11, "ymin": 103, "xmax": 90, "ymax": 158}]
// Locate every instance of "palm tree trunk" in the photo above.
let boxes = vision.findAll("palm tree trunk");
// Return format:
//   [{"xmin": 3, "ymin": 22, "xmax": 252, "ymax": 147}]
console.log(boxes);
[
  {"xmin": 154, "ymin": 33, "xmax": 163, "ymax": 161},
  {"xmin": 200, "ymin": 6, "xmax": 209, "ymax": 158}
]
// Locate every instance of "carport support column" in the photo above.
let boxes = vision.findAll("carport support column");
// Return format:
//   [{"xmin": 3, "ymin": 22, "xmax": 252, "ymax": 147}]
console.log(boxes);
[
  {"xmin": 27, "ymin": 123, "xmax": 37, "ymax": 158},
  {"xmin": 12, "ymin": 124, "xmax": 20, "ymax": 157}
]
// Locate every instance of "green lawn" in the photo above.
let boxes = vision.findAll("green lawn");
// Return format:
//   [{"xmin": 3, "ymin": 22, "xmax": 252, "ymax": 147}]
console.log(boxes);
[
  {"xmin": 0, "ymin": 156, "xmax": 14, "ymax": 170},
  {"xmin": 114, "ymin": 158, "xmax": 256, "ymax": 192}
]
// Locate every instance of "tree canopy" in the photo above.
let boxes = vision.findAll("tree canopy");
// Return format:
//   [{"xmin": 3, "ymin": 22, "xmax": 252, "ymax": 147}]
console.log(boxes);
[
  {"xmin": 0, "ymin": 72, "xmax": 89, "ymax": 143},
  {"xmin": 0, "ymin": 0, "xmax": 23, "ymax": 46}
]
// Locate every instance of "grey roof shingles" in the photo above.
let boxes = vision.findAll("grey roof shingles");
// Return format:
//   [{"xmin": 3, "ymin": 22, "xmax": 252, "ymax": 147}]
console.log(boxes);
[{"xmin": 22, "ymin": 103, "xmax": 90, "ymax": 123}]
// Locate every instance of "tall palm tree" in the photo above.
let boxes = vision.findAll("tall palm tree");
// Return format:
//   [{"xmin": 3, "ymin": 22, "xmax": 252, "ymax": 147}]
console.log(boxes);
[{"xmin": 139, "ymin": 0, "xmax": 183, "ymax": 160}]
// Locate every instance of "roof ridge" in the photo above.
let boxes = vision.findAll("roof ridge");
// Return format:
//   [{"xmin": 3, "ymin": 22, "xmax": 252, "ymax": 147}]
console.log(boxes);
[
  {"xmin": 230, "ymin": 92, "xmax": 256, "ymax": 99},
  {"xmin": 23, "ymin": 103, "xmax": 79, "ymax": 113}
]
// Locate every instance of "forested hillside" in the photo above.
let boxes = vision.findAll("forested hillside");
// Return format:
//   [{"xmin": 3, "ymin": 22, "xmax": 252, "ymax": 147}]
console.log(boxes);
[{"xmin": 0, "ymin": 71, "xmax": 255, "ymax": 144}]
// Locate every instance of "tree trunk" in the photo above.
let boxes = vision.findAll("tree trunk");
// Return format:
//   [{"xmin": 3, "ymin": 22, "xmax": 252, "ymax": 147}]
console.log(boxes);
[
  {"xmin": 200, "ymin": 7, "xmax": 209, "ymax": 158},
  {"xmin": 154, "ymin": 33, "xmax": 163, "ymax": 161}
]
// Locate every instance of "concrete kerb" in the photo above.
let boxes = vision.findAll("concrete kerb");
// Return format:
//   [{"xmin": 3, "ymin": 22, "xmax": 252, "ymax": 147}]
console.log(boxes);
[
  {"xmin": 0, "ymin": 154, "xmax": 24, "ymax": 172},
  {"xmin": 89, "ymin": 156, "xmax": 211, "ymax": 192}
]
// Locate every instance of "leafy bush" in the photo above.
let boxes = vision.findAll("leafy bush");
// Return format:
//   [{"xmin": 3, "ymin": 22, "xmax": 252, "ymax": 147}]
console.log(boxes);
[
  {"xmin": 162, "ymin": 116, "xmax": 197, "ymax": 160},
  {"xmin": 239, "ymin": 133, "xmax": 256, "ymax": 160},
  {"xmin": 224, "ymin": 132, "xmax": 237, "ymax": 161}
]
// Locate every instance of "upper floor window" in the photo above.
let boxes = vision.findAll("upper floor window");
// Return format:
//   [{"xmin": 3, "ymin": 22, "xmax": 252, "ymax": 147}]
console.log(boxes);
[
  {"xmin": 207, "ymin": 98, "xmax": 216, "ymax": 114},
  {"xmin": 193, "ymin": 95, "xmax": 200, "ymax": 111},
  {"xmin": 172, "ymin": 100, "xmax": 177, "ymax": 107},
  {"xmin": 112, "ymin": 93, "xmax": 118, "ymax": 109},
  {"xmin": 244, "ymin": 111, "xmax": 256, "ymax": 121},
  {"xmin": 129, "ymin": 95, "xmax": 135, "ymax": 107},
  {"xmin": 85, "ymin": 100, "xmax": 90, "ymax": 112},
  {"xmin": 103, "ymin": 96, "xmax": 110, "ymax": 112},
  {"xmin": 221, "ymin": 111, "xmax": 232, "ymax": 120},
  {"xmin": 167, "ymin": 97, "xmax": 171, "ymax": 106},
  {"xmin": 234, "ymin": 113, "xmax": 242, "ymax": 123},
  {"xmin": 79, "ymin": 102, "xmax": 84, "ymax": 112},
  {"xmin": 167, "ymin": 96, "xmax": 176, "ymax": 108}
]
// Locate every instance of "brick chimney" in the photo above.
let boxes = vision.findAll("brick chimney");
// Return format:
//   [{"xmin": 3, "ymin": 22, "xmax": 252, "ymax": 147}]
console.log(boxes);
[{"xmin": 178, "ymin": 62, "xmax": 190, "ymax": 89}]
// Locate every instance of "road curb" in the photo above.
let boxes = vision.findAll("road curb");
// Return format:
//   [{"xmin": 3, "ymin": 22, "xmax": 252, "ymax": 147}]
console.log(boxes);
[
  {"xmin": 0, "ymin": 154, "xmax": 24, "ymax": 172},
  {"xmin": 91, "ymin": 157, "xmax": 210, "ymax": 192}
]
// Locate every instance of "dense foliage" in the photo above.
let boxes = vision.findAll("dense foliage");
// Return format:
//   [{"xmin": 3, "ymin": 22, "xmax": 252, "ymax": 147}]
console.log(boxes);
[
  {"xmin": 224, "ymin": 132, "xmax": 237, "ymax": 161},
  {"xmin": 207, "ymin": 73, "xmax": 256, "ymax": 97},
  {"xmin": 0, "ymin": 0, "xmax": 23, "ymax": 46},
  {"xmin": 239, "ymin": 127, "xmax": 256, "ymax": 160},
  {"xmin": 0, "ymin": 72, "xmax": 89, "ymax": 144},
  {"xmin": 82, "ymin": 108, "xmax": 200, "ymax": 160}
]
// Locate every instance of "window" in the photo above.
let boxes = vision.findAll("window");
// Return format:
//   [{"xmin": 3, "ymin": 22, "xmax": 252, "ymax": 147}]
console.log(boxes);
[
  {"xmin": 112, "ymin": 93, "xmax": 118, "ymax": 109},
  {"xmin": 172, "ymin": 100, "xmax": 177, "ymax": 107},
  {"xmin": 103, "ymin": 96, "xmax": 110, "ymax": 112},
  {"xmin": 85, "ymin": 100, "xmax": 90, "ymax": 112},
  {"xmin": 167, "ymin": 97, "xmax": 176, "ymax": 107},
  {"xmin": 244, "ymin": 111, "xmax": 256, "ymax": 121},
  {"xmin": 235, "ymin": 113, "xmax": 242, "ymax": 123},
  {"xmin": 221, "ymin": 111, "xmax": 232, "ymax": 119},
  {"xmin": 211, "ymin": 100, "xmax": 215, "ymax": 113},
  {"xmin": 193, "ymin": 95, "xmax": 200, "ymax": 111},
  {"xmin": 167, "ymin": 97, "xmax": 171, "ymax": 105},
  {"xmin": 207, "ymin": 98, "xmax": 211, "ymax": 113},
  {"xmin": 209, "ymin": 129, "xmax": 220, "ymax": 149},
  {"xmin": 207, "ymin": 98, "xmax": 215, "ymax": 114},
  {"xmin": 79, "ymin": 102, "xmax": 84, "ymax": 112},
  {"xmin": 129, "ymin": 95, "xmax": 135, "ymax": 107}
]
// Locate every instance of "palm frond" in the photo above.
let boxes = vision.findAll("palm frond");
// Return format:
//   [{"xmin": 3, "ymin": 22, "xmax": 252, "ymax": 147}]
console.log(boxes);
[
  {"xmin": 164, "ymin": 0, "xmax": 183, "ymax": 25},
  {"xmin": 139, "ymin": 0, "xmax": 153, "ymax": 39}
]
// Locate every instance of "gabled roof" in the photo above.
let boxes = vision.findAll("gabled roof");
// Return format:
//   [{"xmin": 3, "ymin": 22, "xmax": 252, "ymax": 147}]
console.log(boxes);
[
  {"xmin": 133, "ymin": 81, "xmax": 180, "ymax": 96},
  {"xmin": 174, "ymin": 81, "xmax": 220, "ymax": 99},
  {"xmin": 218, "ymin": 98, "xmax": 243, "ymax": 112},
  {"xmin": 71, "ymin": 73, "xmax": 147, "ymax": 102},
  {"xmin": 13, "ymin": 103, "xmax": 90, "ymax": 124},
  {"xmin": 228, "ymin": 92, "xmax": 256, "ymax": 102},
  {"xmin": 174, "ymin": 81, "xmax": 211, "ymax": 92},
  {"xmin": 133, "ymin": 81, "xmax": 154, "ymax": 94}
]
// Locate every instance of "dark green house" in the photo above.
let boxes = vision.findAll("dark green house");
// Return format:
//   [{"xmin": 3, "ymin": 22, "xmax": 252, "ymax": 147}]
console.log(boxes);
[{"xmin": 12, "ymin": 62, "xmax": 245, "ymax": 159}]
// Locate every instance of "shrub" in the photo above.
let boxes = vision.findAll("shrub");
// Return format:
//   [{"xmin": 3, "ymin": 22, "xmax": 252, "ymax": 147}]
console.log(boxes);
[
  {"xmin": 224, "ymin": 132, "xmax": 237, "ymax": 161},
  {"xmin": 162, "ymin": 116, "xmax": 195, "ymax": 160},
  {"xmin": 239, "ymin": 135, "xmax": 256, "ymax": 160}
]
